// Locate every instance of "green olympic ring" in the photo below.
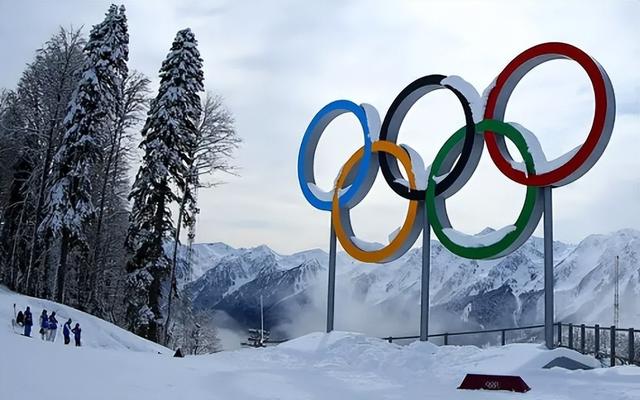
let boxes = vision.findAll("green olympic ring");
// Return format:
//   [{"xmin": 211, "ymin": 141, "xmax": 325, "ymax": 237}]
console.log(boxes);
[{"xmin": 426, "ymin": 119, "xmax": 544, "ymax": 260}]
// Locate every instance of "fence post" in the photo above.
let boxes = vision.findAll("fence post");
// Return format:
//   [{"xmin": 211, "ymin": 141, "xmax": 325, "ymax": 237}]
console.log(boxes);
[
  {"xmin": 628, "ymin": 328, "xmax": 635, "ymax": 365},
  {"xmin": 501, "ymin": 330, "xmax": 506, "ymax": 346},
  {"xmin": 610, "ymin": 325, "xmax": 616, "ymax": 367},
  {"xmin": 444, "ymin": 333, "xmax": 448, "ymax": 346},
  {"xmin": 557, "ymin": 322, "xmax": 562, "ymax": 346},
  {"xmin": 568, "ymin": 323, "xmax": 574, "ymax": 349},
  {"xmin": 580, "ymin": 324, "xmax": 586, "ymax": 353},
  {"xmin": 594, "ymin": 324, "xmax": 600, "ymax": 357}
]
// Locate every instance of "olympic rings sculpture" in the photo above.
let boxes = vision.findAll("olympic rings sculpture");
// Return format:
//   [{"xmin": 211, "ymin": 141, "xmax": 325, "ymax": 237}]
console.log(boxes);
[{"xmin": 297, "ymin": 42, "xmax": 615, "ymax": 263}]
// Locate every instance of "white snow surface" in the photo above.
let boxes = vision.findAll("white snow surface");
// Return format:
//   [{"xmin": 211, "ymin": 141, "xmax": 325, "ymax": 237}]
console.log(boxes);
[
  {"xmin": 441, "ymin": 75, "xmax": 484, "ymax": 123},
  {"xmin": 307, "ymin": 182, "xmax": 351, "ymax": 202},
  {"xmin": 394, "ymin": 177, "xmax": 410, "ymax": 187},
  {"xmin": 348, "ymin": 227, "xmax": 401, "ymax": 253},
  {"xmin": 506, "ymin": 122, "xmax": 581, "ymax": 175},
  {"xmin": 433, "ymin": 172, "xmax": 450, "ymax": 184},
  {"xmin": 387, "ymin": 226, "xmax": 402, "ymax": 243},
  {"xmin": 351, "ymin": 236, "xmax": 385, "ymax": 251},
  {"xmin": 361, "ymin": 102, "xmax": 381, "ymax": 142},
  {"xmin": 480, "ymin": 78, "xmax": 497, "ymax": 118},
  {"xmin": 1, "ymin": 293, "xmax": 638, "ymax": 400},
  {"xmin": 399, "ymin": 143, "xmax": 429, "ymax": 190},
  {"xmin": 0, "ymin": 285, "xmax": 168, "ymax": 353},
  {"xmin": 443, "ymin": 225, "xmax": 517, "ymax": 247}
]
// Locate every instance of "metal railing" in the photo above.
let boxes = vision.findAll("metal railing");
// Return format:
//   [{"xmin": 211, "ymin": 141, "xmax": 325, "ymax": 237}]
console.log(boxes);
[
  {"xmin": 265, "ymin": 322, "xmax": 639, "ymax": 368},
  {"xmin": 382, "ymin": 324, "xmax": 544, "ymax": 346},
  {"xmin": 557, "ymin": 323, "xmax": 640, "ymax": 367},
  {"xmin": 268, "ymin": 325, "xmax": 546, "ymax": 346}
]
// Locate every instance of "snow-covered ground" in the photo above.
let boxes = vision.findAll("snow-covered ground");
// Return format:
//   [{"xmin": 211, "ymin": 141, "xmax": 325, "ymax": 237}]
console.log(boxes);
[
  {"xmin": 0, "ymin": 286, "xmax": 167, "ymax": 353},
  {"xmin": 1, "ymin": 287, "xmax": 639, "ymax": 400}
]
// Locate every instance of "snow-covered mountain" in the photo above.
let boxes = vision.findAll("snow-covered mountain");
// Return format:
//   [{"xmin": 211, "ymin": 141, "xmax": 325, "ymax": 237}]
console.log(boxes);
[
  {"xmin": 555, "ymin": 229, "xmax": 640, "ymax": 325},
  {"xmin": 181, "ymin": 229, "xmax": 640, "ymax": 338}
]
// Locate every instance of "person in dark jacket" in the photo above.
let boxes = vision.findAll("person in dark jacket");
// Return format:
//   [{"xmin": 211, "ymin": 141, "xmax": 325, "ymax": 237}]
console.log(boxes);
[
  {"xmin": 71, "ymin": 323, "xmax": 81, "ymax": 347},
  {"xmin": 23, "ymin": 307, "xmax": 33, "ymax": 337},
  {"xmin": 16, "ymin": 310, "xmax": 24, "ymax": 326},
  {"xmin": 39, "ymin": 310, "xmax": 49, "ymax": 340},
  {"xmin": 47, "ymin": 312, "xmax": 58, "ymax": 342},
  {"xmin": 63, "ymin": 319, "xmax": 72, "ymax": 345}
]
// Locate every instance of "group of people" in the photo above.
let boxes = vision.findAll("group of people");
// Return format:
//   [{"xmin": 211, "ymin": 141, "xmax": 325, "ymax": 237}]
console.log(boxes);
[{"xmin": 16, "ymin": 305, "xmax": 82, "ymax": 347}]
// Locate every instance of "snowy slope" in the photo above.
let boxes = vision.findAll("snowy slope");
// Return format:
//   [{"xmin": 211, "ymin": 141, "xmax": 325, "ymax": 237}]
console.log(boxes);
[
  {"xmin": 0, "ymin": 285, "xmax": 168, "ymax": 354},
  {"xmin": 1, "ymin": 325, "xmax": 638, "ymax": 400}
]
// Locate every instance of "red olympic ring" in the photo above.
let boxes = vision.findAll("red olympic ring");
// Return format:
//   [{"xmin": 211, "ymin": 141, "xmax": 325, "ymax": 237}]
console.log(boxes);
[{"xmin": 484, "ymin": 42, "xmax": 615, "ymax": 187}]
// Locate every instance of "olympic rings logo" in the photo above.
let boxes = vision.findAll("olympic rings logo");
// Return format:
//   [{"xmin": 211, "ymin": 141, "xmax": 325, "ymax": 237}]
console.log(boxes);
[
  {"xmin": 484, "ymin": 381, "xmax": 500, "ymax": 390},
  {"xmin": 297, "ymin": 42, "xmax": 615, "ymax": 263}
]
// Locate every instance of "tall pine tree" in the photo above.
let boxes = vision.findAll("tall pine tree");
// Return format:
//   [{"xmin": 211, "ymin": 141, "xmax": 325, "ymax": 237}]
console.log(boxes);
[
  {"xmin": 40, "ymin": 5, "xmax": 129, "ymax": 303},
  {"xmin": 126, "ymin": 28, "xmax": 204, "ymax": 342}
]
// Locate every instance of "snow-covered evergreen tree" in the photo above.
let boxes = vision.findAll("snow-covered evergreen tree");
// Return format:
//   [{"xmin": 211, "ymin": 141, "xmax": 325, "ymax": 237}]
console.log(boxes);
[
  {"xmin": 39, "ymin": 5, "xmax": 129, "ymax": 303},
  {"xmin": 126, "ymin": 28, "xmax": 204, "ymax": 342}
]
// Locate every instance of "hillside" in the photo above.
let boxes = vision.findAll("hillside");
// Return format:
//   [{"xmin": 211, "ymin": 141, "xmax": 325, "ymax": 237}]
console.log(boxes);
[{"xmin": 0, "ymin": 286, "xmax": 168, "ymax": 353}]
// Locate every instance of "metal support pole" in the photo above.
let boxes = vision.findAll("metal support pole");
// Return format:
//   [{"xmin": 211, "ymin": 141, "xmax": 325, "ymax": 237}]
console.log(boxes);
[
  {"xmin": 501, "ymin": 330, "xmax": 506, "ymax": 346},
  {"xmin": 543, "ymin": 186, "xmax": 554, "ymax": 349},
  {"xmin": 557, "ymin": 322, "xmax": 562, "ymax": 346},
  {"xmin": 569, "ymin": 323, "xmax": 574, "ymax": 349},
  {"xmin": 326, "ymin": 222, "xmax": 337, "ymax": 333},
  {"xmin": 628, "ymin": 328, "xmax": 635, "ymax": 365},
  {"xmin": 595, "ymin": 324, "xmax": 600, "ymax": 357},
  {"xmin": 260, "ymin": 295, "xmax": 264, "ymax": 344},
  {"xmin": 610, "ymin": 325, "xmax": 616, "ymax": 367},
  {"xmin": 420, "ymin": 209, "xmax": 431, "ymax": 342},
  {"xmin": 580, "ymin": 324, "xmax": 586, "ymax": 353}
]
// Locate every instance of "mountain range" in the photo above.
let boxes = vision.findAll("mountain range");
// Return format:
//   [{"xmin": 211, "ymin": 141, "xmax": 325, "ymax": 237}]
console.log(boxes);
[{"xmin": 175, "ymin": 229, "xmax": 640, "ymax": 340}]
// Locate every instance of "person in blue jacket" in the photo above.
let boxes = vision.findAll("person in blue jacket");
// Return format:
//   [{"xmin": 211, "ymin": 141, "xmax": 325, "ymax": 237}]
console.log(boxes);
[
  {"xmin": 39, "ymin": 310, "xmax": 49, "ymax": 340},
  {"xmin": 71, "ymin": 323, "xmax": 81, "ymax": 347},
  {"xmin": 63, "ymin": 319, "xmax": 72, "ymax": 345},
  {"xmin": 47, "ymin": 312, "xmax": 58, "ymax": 342},
  {"xmin": 23, "ymin": 306, "xmax": 33, "ymax": 337}
]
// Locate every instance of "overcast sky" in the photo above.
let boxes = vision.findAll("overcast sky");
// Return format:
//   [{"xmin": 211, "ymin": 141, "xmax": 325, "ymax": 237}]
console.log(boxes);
[{"xmin": 1, "ymin": 0, "xmax": 638, "ymax": 254}]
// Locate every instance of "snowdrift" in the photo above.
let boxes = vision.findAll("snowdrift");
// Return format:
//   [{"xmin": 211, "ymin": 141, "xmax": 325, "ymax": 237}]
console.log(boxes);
[{"xmin": 1, "ymin": 288, "xmax": 638, "ymax": 399}]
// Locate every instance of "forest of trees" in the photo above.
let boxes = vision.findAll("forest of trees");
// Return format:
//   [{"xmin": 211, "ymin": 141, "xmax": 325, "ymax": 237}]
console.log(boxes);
[{"xmin": 0, "ymin": 4, "xmax": 240, "ymax": 353}]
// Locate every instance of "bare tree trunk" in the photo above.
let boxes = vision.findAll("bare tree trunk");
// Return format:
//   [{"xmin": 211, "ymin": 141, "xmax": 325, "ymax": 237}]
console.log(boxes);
[
  {"xmin": 8, "ymin": 195, "xmax": 29, "ymax": 291},
  {"xmin": 55, "ymin": 230, "xmax": 70, "ymax": 303},
  {"xmin": 25, "ymin": 30, "xmax": 83, "ymax": 296},
  {"xmin": 186, "ymin": 187, "xmax": 198, "ymax": 282},
  {"xmin": 25, "ymin": 99, "xmax": 64, "ymax": 295},
  {"xmin": 86, "ymin": 124, "xmax": 119, "ymax": 309},
  {"xmin": 39, "ymin": 241, "xmax": 52, "ymax": 298},
  {"xmin": 164, "ymin": 194, "xmax": 186, "ymax": 345},
  {"xmin": 146, "ymin": 181, "xmax": 168, "ymax": 343}
]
